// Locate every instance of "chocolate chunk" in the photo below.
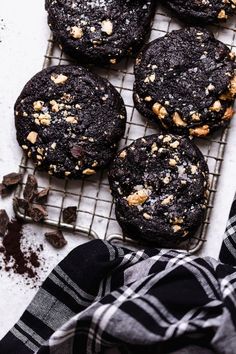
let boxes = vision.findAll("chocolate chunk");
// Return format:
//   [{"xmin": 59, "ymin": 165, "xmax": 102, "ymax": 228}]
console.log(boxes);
[
  {"xmin": 35, "ymin": 188, "xmax": 50, "ymax": 203},
  {"xmin": 45, "ymin": 229, "xmax": 67, "ymax": 249},
  {"xmin": 0, "ymin": 183, "xmax": 8, "ymax": 197},
  {"xmin": 0, "ymin": 209, "xmax": 9, "ymax": 237},
  {"xmin": 28, "ymin": 204, "xmax": 47, "ymax": 222},
  {"xmin": 23, "ymin": 174, "xmax": 38, "ymax": 201},
  {"xmin": 2, "ymin": 172, "xmax": 23, "ymax": 187},
  {"xmin": 63, "ymin": 206, "xmax": 77, "ymax": 224},
  {"xmin": 13, "ymin": 197, "xmax": 30, "ymax": 212}
]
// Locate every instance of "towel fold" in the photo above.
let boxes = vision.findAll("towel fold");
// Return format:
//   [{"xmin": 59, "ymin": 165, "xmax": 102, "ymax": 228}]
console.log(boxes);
[{"xmin": 1, "ymin": 194, "xmax": 236, "ymax": 354}]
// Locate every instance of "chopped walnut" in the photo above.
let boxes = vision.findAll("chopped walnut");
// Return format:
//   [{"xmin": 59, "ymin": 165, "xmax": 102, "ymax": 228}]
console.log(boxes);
[
  {"xmin": 66, "ymin": 116, "xmax": 77, "ymax": 124},
  {"xmin": 110, "ymin": 58, "xmax": 116, "ymax": 64},
  {"xmin": 50, "ymin": 100, "xmax": 59, "ymax": 112},
  {"xmin": 70, "ymin": 26, "xmax": 83, "ymax": 39},
  {"xmin": 119, "ymin": 150, "xmax": 127, "ymax": 159},
  {"xmin": 172, "ymin": 225, "xmax": 182, "ymax": 233},
  {"xmin": 161, "ymin": 195, "xmax": 174, "ymax": 206},
  {"xmin": 152, "ymin": 103, "xmax": 168, "ymax": 119},
  {"xmin": 169, "ymin": 140, "xmax": 179, "ymax": 149},
  {"xmin": 218, "ymin": 9, "xmax": 228, "ymax": 19},
  {"xmin": 209, "ymin": 100, "xmax": 222, "ymax": 112},
  {"xmin": 51, "ymin": 74, "xmax": 68, "ymax": 85},
  {"xmin": 143, "ymin": 212, "xmax": 152, "ymax": 220},
  {"xmin": 172, "ymin": 112, "xmax": 187, "ymax": 127},
  {"xmin": 169, "ymin": 159, "xmax": 177, "ymax": 167},
  {"xmin": 33, "ymin": 101, "xmax": 44, "ymax": 111},
  {"xmin": 82, "ymin": 168, "xmax": 96, "ymax": 175},
  {"xmin": 163, "ymin": 135, "xmax": 172, "ymax": 143},
  {"xmin": 51, "ymin": 142, "xmax": 57, "ymax": 150},
  {"xmin": 222, "ymin": 107, "xmax": 234, "ymax": 120},
  {"xmin": 126, "ymin": 189, "xmax": 149, "ymax": 206},
  {"xmin": 189, "ymin": 125, "xmax": 210, "ymax": 137},
  {"xmin": 191, "ymin": 112, "xmax": 201, "ymax": 121},
  {"xmin": 229, "ymin": 75, "xmax": 236, "ymax": 96},
  {"xmin": 37, "ymin": 113, "xmax": 51, "ymax": 126},
  {"xmin": 151, "ymin": 142, "xmax": 158, "ymax": 153},
  {"xmin": 190, "ymin": 165, "xmax": 198, "ymax": 174},
  {"xmin": 171, "ymin": 217, "xmax": 184, "ymax": 225},
  {"xmin": 26, "ymin": 131, "xmax": 38, "ymax": 144},
  {"xmin": 101, "ymin": 19, "xmax": 113, "ymax": 35},
  {"xmin": 144, "ymin": 73, "xmax": 155, "ymax": 83}
]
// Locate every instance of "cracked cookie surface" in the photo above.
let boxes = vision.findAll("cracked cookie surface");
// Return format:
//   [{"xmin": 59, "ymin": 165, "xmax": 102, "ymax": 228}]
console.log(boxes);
[
  {"xmin": 108, "ymin": 134, "xmax": 209, "ymax": 246},
  {"xmin": 133, "ymin": 27, "xmax": 236, "ymax": 137},
  {"xmin": 45, "ymin": 0, "xmax": 156, "ymax": 65},
  {"xmin": 164, "ymin": 0, "xmax": 236, "ymax": 24},
  {"xmin": 15, "ymin": 65, "xmax": 126, "ymax": 178}
]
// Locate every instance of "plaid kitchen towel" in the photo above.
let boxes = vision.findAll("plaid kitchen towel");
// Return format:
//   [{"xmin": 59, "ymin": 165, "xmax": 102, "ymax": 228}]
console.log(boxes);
[
  {"xmin": 219, "ymin": 193, "xmax": 236, "ymax": 265},
  {"xmin": 0, "ymin": 195, "xmax": 236, "ymax": 354}
]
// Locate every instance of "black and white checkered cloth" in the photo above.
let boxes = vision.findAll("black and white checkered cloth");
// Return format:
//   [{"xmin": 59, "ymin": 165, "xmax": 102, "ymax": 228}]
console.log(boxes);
[{"xmin": 1, "ymin": 195, "xmax": 236, "ymax": 354}]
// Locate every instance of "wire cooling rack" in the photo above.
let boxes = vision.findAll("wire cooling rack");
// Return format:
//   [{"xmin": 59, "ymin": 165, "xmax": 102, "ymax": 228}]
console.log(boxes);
[{"xmin": 14, "ymin": 4, "xmax": 236, "ymax": 253}]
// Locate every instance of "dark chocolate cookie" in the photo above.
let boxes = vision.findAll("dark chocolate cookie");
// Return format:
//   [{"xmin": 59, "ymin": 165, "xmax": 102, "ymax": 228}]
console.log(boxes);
[
  {"xmin": 134, "ymin": 27, "xmax": 236, "ymax": 137},
  {"xmin": 164, "ymin": 0, "xmax": 236, "ymax": 24},
  {"xmin": 108, "ymin": 134, "xmax": 209, "ymax": 246},
  {"xmin": 15, "ymin": 65, "xmax": 126, "ymax": 178},
  {"xmin": 45, "ymin": 0, "xmax": 156, "ymax": 65}
]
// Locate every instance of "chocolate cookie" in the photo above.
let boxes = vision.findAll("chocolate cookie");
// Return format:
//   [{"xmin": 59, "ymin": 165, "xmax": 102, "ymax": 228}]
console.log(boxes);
[
  {"xmin": 134, "ymin": 27, "xmax": 236, "ymax": 137},
  {"xmin": 164, "ymin": 0, "xmax": 236, "ymax": 24},
  {"xmin": 15, "ymin": 65, "xmax": 126, "ymax": 178},
  {"xmin": 108, "ymin": 134, "xmax": 209, "ymax": 246},
  {"xmin": 45, "ymin": 0, "xmax": 156, "ymax": 65}
]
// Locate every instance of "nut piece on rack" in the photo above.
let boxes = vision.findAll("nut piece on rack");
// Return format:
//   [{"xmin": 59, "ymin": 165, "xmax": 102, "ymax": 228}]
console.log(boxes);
[
  {"xmin": 45, "ymin": 229, "xmax": 67, "ymax": 249},
  {"xmin": 0, "ymin": 209, "xmax": 9, "ymax": 237},
  {"xmin": 63, "ymin": 206, "xmax": 77, "ymax": 224}
]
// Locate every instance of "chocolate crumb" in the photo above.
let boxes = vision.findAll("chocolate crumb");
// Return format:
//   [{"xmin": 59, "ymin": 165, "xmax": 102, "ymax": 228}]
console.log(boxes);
[
  {"xmin": 2, "ymin": 172, "xmax": 23, "ymax": 187},
  {"xmin": 63, "ymin": 206, "xmax": 77, "ymax": 224},
  {"xmin": 1, "ymin": 219, "xmax": 42, "ymax": 278},
  {"xmin": 0, "ymin": 209, "xmax": 9, "ymax": 236},
  {"xmin": 28, "ymin": 204, "xmax": 47, "ymax": 222},
  {"xmin": 23, "ymin": 174, "xmax": 38, "ymax": 201},
  {"xmin": 45, "ymin": 229, "xmax": 67, "ymax": 248}
]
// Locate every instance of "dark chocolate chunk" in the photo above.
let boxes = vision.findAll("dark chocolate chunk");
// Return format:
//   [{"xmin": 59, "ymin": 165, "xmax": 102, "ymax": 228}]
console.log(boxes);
[
  {"xmin": 0, "ymin": 209, "xmax": 9, "ymax": 237},
  {"xmin": 133, "ymin": 27, "xmax": 236, "ymax": 137},
  {"xmin": 45, "ymin": 229, "xmax": 67, "ymax": 249},
  {"xmin": 45, "ymin": 0, "xmax": 156, "ymax": 65},
  {"xmin": 28, "ymin": 204, "xmax": 47, "ymax": 222},
  {"xmin": 63, "ymin": 206, "xmax": 77, "ymax": 224},
  {"xmin": 35, "ymin": 188, "xmax": 50, "ymax": 203},
  {"xmin": 15, "ymin": 65, "xmax": 126, "ymax": 179},
  {"xmin": 13, "ymin": 197, "xmax": 30, "ymax": 212},
  {"xmin": 0, "ymin": 183, "xmax": 8, "ymax": 197},
  {"xmin": 2, "ymin": 172, "xmax": 23, "ymax": 187},
  {"xmin": 108, "ymin": 134, "xmax": 209, "ymax": 246},
  {"xmin": 23, "ymin": 174, "xmax": 38, "ymax": 201}
]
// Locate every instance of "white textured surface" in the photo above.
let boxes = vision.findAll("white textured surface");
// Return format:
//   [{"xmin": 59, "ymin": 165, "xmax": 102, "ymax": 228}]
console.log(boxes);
[{"xmin": 0, "ymin": 0, "xmax": 236, "ymax": 341}]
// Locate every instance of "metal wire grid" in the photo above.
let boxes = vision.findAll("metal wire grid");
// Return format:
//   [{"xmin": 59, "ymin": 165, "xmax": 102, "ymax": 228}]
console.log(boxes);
[{"xmin": 14, "ymin": 4, "xmax": 236, "ymax": 253}]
